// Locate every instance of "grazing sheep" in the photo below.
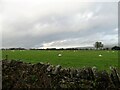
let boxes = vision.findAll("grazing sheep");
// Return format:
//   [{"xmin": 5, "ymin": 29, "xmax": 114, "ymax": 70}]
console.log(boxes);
[
  {"xmin": 99, "ymin": 54, "xmax": 102, "ymax": 57},
  {"xmin": 58, "ymin": 53, "xmax": 62, "ymax": 57}
]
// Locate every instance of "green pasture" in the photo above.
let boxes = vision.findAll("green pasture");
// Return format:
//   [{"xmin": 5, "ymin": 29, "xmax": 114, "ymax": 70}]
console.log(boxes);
[{"xmin": 2, "ymin": 50, "xmax": 119, "ymax": 70}]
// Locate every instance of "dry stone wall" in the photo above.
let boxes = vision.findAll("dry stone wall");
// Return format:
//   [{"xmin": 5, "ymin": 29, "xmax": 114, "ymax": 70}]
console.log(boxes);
[{"xmin": 2, "ymin": 60, "xmax": 120, "ymax": 89}]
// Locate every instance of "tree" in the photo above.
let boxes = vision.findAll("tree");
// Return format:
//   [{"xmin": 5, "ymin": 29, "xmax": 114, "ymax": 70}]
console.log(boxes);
[{"xmin": 94, "ymin": 41, "xmax": 104, "ymax": 50}]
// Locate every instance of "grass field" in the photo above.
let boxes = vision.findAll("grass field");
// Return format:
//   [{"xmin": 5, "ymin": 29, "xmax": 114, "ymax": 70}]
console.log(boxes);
[{"xmin": 2, "ymin": 50, "xmax": 118, "ymax": 70}]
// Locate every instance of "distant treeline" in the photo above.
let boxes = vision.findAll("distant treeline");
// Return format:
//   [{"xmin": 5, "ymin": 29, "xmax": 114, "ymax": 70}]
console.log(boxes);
[{"xmin": 1, "ymin": 46, "xmax": 120, "ymax": 50}]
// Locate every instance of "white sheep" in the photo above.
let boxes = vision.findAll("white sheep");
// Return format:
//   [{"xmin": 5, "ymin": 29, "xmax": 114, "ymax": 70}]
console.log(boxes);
[
  {"xmin": 99, "ymin": 54, "xmax": 102, "ymax": 57},
  {"xmin": 58, "ymin": 53, "xmax": 62, "ymax": 57}
]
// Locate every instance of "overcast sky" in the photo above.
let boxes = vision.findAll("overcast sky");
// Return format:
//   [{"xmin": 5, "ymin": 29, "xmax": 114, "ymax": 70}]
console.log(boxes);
[{"xmin": 1, "ymin": 0, "xmax": 119, "ymax": 48}]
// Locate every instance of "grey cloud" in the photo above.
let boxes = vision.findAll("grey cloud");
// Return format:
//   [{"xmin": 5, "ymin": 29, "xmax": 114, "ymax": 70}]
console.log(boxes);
[{"xmin": 2, "ymin": 1, "xmax": 118, "ymax": 48}]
